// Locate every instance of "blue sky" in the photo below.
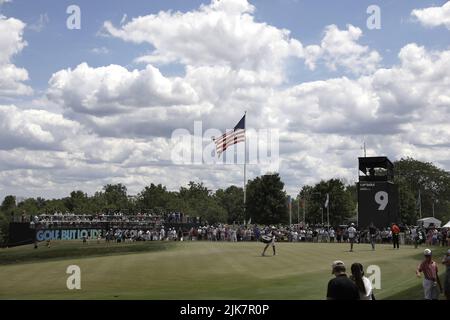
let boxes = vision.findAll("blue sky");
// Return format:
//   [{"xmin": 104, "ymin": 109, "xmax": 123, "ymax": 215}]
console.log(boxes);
[
  {"xmin": 0, "ymin": 0, "xmax": 450, "ymax": 199},
  {"xmin": 3, "ymin": 0, "xmax": 449, "ymax": 92}
]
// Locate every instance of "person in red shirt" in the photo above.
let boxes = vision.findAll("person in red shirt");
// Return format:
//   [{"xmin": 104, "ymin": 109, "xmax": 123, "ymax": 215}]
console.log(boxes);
[
  {"xmin": 416, "ymin": 249, "xmax": 443, "ymax": 300},
  {"xmin": 391, "ymin": 223, "xmax": 400, "ymax": 249}
]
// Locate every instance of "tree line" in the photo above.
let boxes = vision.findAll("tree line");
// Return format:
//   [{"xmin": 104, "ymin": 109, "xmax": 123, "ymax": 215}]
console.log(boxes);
[{"xmin": 0, "ymin": 157, "xmax": 449, "ymax": 243}]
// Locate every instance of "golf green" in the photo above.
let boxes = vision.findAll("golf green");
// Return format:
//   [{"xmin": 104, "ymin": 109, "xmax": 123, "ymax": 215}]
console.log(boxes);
[{"xmin": 0, "ymin": 241, "xmax": 447, "ymax": 300}]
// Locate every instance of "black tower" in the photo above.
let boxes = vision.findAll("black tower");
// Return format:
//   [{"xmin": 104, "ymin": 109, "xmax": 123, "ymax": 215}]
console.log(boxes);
[{"xmin": 357, "ymin": 157, "xmax": 399, "ymax": 229}]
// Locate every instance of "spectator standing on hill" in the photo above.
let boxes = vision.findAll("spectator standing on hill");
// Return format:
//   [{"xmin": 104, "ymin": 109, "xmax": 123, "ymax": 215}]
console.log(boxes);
[
  {"xmin": 416, "ymin": 249, "xmax": 442, "ymax": 300},
  {"xmin": 329, "ymin": 228, "xmax": 335, "ymax": 243},
  {"xmin": 336, "ymin": 228, "xmax": 342, "ymax": 243},
  {"xmin": 411, "ymin": 227, "xmax": 419, "ymax": 249},
  {"xmin": 391, "ymin": 223, "xmax": 400, "ymax": 249},
  {"xmin": 326, "ymin": 261, "xmax": 360, "ymax": 300}
]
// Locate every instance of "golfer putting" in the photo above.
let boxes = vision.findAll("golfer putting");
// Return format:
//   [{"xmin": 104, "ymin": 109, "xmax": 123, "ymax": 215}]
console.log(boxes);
[{"xmin": 261, "ymin": 227, "xmax": 277, "ymax": 256}]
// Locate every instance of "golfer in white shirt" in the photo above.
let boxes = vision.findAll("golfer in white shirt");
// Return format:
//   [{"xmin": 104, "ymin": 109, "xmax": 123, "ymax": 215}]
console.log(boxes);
[{"xmin": 348, "ymin": 223, "xmax": 357, "ymax": 252}]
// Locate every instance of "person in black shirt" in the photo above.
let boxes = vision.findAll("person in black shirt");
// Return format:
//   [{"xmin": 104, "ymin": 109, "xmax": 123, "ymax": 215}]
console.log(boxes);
[
  {"xmin": 327, "ymin": 261, "xmax": 360, "ymax": 300},
  {"xmin": 369, "ymin": 223, "xmax": 378, "ymax": 251}
]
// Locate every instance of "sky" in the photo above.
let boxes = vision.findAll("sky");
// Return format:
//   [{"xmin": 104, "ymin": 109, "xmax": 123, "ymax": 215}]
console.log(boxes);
[{"xmin": 0, "ymin": 0, "xmax": 450, "ymax": 200}]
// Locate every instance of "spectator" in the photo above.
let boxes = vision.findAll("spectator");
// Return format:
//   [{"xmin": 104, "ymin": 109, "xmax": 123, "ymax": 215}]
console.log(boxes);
[
  {"xmin": 329, "ymin": 228, "xmax": 335, "ymax": 243},
  {"xmin": 326, "ymin": 261, "xmax": 360, "ymax": 300},
  {"xmin": 368, "ymin": 223, "xmax": 377, "ymax": 251},
  {"xmin": 442, "ymin": 249, "xmax": 450, "ymax": 300},
  {"xmin": 416, "ymin": 249, "xmax": 442, "ymax": 300},
  {"xmin": 347, "ymin": 223, "xmax": 357, "ymax": 252},
  {"xmin": 391, "ymin": 223, "xmax": 400, "ymax": 249},
  {"xmin": 350, "ymin": 263, "xmax": 373, "ymax": 300}
]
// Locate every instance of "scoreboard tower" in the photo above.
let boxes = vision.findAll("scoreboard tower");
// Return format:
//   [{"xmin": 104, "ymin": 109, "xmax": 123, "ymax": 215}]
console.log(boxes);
[{"xmin": 357, "ymin": 157, "xmax": 399, "ymax": 229}]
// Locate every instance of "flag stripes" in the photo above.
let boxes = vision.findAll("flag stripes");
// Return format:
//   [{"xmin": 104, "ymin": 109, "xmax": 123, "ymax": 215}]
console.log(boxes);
[{"xmin": 213, "ymin": 115, "xmax": 246, "ymax": 156}]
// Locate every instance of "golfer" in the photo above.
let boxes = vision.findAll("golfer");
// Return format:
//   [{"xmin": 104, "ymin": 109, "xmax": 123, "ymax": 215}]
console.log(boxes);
[
  {"xmin": 347, "ymin": 223, "xmax": 356, "ymax": 252},
  {"xmin": 416, "ymin": 248, "xmax": 442, "ymax": 300},
  {"xmin": 368, "ymin": 223, "xmax": 377, "ymax": 251},
  {"xmin": 261, "ymin": 227, "xmax": 276, "ymax": 257}
]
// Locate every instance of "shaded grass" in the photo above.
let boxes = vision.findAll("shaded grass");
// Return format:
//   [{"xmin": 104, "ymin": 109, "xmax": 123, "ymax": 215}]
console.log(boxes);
[{"xmin": 0, "ymin": 240, "xmax": 175, "ymax": 265}]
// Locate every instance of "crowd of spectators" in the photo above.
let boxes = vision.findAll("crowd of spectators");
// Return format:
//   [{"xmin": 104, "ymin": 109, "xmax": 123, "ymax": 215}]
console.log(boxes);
[{"xmin": 19, "ymin": 212, "xmax": 450, "ymax": 246}]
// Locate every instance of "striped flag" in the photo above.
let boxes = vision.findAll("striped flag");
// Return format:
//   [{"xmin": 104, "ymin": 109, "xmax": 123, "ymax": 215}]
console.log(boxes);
[{"xmin": 213, "ymin": 114, "xmax": 246, "ymax": 156}]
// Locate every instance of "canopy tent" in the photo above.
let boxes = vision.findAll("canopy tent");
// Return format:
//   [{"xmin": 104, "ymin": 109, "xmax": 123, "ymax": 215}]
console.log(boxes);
[
  {"xmin": 443, "ymin": 221, "xmax": 450, "ymax": 228},
  {"xmin": 417, "ymin": 217, "xmax": 442, "ymax": 228}
]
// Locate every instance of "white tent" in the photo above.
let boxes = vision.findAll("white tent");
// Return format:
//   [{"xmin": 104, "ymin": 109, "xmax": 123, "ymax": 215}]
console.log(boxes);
[
  {"xmin": 443, "ymin": 221, "xmax": 450, "ymax": 228},
  {"xmin": 417, "ymin": 217, "xmax": 442, "ymax": 228}
]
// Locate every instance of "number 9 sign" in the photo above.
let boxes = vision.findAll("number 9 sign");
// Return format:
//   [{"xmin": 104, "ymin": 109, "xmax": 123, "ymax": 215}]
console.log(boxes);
[{"xmin": 375, "ymin": 191, "xmax": 388, "ymax": 210}]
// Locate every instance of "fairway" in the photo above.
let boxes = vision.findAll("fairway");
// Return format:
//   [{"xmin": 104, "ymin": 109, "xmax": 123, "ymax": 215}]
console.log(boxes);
[{"xmin": 0, "ymin": 241, "xmax": 447, "ymax": 300}]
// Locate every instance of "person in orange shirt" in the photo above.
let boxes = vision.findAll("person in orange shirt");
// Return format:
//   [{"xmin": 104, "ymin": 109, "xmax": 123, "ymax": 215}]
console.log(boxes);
[{"xmin": 391, "ymin": 223, "xmax": 400, "ymax": 249}]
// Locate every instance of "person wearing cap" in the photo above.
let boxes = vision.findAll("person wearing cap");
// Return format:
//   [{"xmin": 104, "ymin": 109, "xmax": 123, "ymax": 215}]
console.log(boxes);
[
  {"xmin": 347, "ymin": 223, "xmax": 357, "ymax": 252},
  {"xmin": 326, "ymin": 260, "xmax": 360, "ymax": 300},
  {"xmin": 261, "ymin": 227, "xmax": 277, "ymax": 257},
  {"xmin": 443, "ymin": 249, "xmax": 450, "ymax": 300},
  {"xmin": 416, "ymin": 249, "xmax": 442, "ymax": 300}
]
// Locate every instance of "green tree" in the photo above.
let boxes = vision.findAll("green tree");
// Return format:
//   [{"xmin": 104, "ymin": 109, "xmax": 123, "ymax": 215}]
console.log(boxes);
[
  {"xmin": 215, "ymin": 186, "xmax": 244, "ymax": 224},
  {"xmin": 297, "ymin": 180, "xmax": 355, "ymax": 225},
  {"xmin": 102, "ymin": 184, "xmax": 129, "ymax": 212},
  {"xmin": 17, "ymin": 198, "xmax": 40, "ymax": 215},
  {"xmin": 246, "ymin": 174, "xmax": 287, "ymax": 225},
  {"xmin": 64, "ymin": 191, "xmax": 89, "ymax": 214},
  {"xmin": 137, "ymin": 184, "xmax": 170, "ymax": 211},
  {"xmin": 395, "ymin": 157, "xmax": 450, "ymax": 223},
  {"xmin": 1, "ymin": 195, "xmax": 16, "ymax": 212}
]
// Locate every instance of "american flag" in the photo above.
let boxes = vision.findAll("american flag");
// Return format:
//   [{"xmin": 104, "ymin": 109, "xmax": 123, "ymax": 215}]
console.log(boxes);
[{"xmin": 213, "ymin": 114, "xmax": 246, "ymax": 156}]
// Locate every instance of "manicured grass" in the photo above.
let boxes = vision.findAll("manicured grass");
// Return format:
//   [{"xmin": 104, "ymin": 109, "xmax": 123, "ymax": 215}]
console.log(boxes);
[{"xmin": 0, "ymin": 241, "xmax": 447, "ymax": 300}]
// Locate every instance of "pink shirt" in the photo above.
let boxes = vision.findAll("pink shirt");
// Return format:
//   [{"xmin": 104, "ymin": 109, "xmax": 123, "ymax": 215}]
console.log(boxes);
[{"xmin": 418, "ymin": 260, "xmax": 438, "ymax": 281}]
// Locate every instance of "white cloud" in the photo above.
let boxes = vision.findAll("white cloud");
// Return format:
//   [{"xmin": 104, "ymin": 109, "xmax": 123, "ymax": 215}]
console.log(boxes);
[
  {"xmin": 102, "ymin": 0, "xmax": 304, "ymax": 82},
  {"xmin": 0, "ymin": 15, "xmax": 33, "ymax": 96},
  {"xmin": 305, "ymin": 24, "xmax": 381, "ymax": 75},
  {"xmin": 275, "ymin": 43, "xmax": 450, "ymax": 136},
  {"xmin": 0, "ymin": 105, "xmax": 80, "ymax": 151},
  {"xmin": 412, "ymin": 1, "xmax": 450, "ymax": 30},
  {"xmin": 1, "ymin": 0, "xmax": 450, "ymax": 199},
  {"xmin": 47, "ymin": 62, "xmax": 199, "ymax": 116}
]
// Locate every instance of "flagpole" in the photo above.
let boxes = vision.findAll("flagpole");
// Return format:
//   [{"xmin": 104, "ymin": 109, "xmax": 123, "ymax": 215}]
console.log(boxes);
[
  {"xmin": 418, "ymin": 189, "xmax": 422, "ymax": 219},
  {"xmin": 327, "ymin": 194, "xmax": 330, "ymax": 229},
  {"xmin": 243, "ymin": 111, "xmax": 247, "ymax": 221},
  {"xmin": 289, "ymin": 196, "xmax": 292, "ymax": 227}
]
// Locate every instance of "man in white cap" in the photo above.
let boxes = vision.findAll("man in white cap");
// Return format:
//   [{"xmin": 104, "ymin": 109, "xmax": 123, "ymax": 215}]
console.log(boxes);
[
  {"xmin": 416, "ymin": 248, "xmax": 443, "ymax": 300},
  {"xmin": 347, "ymin": 223, "xmax": 357, "ymax": 252}
]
